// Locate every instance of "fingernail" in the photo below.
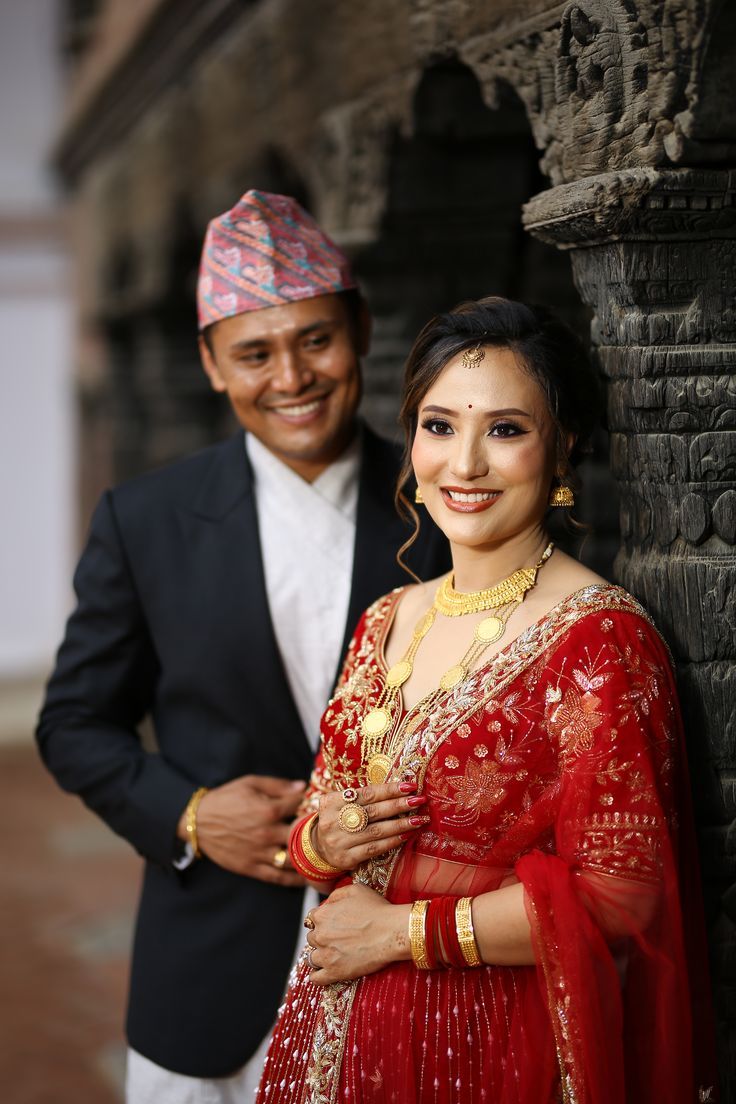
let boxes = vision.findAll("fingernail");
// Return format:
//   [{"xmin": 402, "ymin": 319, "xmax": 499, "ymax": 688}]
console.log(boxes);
[
  {"xmin": 290, "ymin": 780, "xmax": 306, "ymax": 789},
  {"xmin": 399, "ymin": 782, "xmax": 417, "ymax": 793},
  {"xmin": 409, "ymin": 815, "xmax": 430, "ymax": 826},
  {"xmin": 406, "ymin": 795, "xmax": 426, "ymax": 807}
]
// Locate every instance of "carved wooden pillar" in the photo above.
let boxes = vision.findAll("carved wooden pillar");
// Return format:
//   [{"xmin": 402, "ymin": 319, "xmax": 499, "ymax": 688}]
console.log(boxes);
[{"xmin": 524, "ymin": 166, "xmax": 736, "ymax": 1095}]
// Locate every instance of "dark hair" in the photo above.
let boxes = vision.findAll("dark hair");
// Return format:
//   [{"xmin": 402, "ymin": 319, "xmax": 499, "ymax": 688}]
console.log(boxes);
[
  {"xmin": 200, "ymin": 287, "xmax": 366, "ymax": 356},
  {"xmin": 395, "ymin": 295, "xmax": 602, "ymax": 576}
]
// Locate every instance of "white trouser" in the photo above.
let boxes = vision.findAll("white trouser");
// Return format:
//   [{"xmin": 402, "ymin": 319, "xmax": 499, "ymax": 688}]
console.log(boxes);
[{"xmin": 125, "ymin": 888, "xmax": 316, "ymax": 1104}]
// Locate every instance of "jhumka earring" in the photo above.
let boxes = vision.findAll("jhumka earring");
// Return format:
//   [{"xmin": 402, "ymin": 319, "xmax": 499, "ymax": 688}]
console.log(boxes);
[
  {"xmin": 549, "ymin": 483, "xmax": 575, "ymax": 508},
  {"xmin": 414, "ymin": 487, "xmax": 424, "ymax": 505}
]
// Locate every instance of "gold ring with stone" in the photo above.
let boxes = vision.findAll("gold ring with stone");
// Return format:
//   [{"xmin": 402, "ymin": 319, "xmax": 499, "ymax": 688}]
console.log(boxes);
[
  {"xmin": 303, "ymin": 912, "xmax": 316, "ymax": 930},
  {"xmin": 272, "ymin": 848, "xmax": 288, "ymax": 869},
  {"xmin": 338, "ymin": 801, "xmax": 369, "ymax": 833}
]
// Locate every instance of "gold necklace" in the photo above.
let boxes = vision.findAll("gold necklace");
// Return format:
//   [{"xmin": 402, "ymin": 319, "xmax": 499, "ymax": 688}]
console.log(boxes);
[
  {"xmin": 435, "ymin": 542, "xmax": 554, "ymax": 616},
  {"xmin": 361, "ymin": 542, "xmax": 554, "ymax": 784}
]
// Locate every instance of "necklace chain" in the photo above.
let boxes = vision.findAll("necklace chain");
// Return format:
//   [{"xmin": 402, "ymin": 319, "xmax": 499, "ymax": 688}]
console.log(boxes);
[{"xmin": 360, "ymin": 542, "xmax": 555, "ymax": 785}]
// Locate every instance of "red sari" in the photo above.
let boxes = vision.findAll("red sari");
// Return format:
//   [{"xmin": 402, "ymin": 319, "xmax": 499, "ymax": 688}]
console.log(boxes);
[{"xmin": 257, "ymin": 584, "xmax": 716, "ymax": 1104}]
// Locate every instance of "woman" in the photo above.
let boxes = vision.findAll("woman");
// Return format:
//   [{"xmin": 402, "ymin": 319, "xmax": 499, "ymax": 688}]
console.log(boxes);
[{"xmin": 257, "ymin": 297, "xmax": 716, "ymax": 1104}]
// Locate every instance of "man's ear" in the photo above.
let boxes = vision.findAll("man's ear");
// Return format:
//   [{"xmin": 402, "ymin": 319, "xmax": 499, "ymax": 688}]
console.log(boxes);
[{"xmin": 198, "ymin": 333, "xmax": 227, "ymax": 393}]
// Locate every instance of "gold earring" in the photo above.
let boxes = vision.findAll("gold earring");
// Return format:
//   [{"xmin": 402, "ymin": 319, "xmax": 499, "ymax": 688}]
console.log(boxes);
[
  {"xmin": 549, "ymin": 483, "xmax": 574, "ymax": 508},
  {"xmin": 414, "ymin": 487, "xmax": 424, "ymax": 505}
]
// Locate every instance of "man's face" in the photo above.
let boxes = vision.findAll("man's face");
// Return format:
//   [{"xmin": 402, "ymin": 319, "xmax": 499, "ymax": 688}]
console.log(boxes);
[{"xmin": 200, "ymin": 293, "xmax": 368, "ymax": 482}]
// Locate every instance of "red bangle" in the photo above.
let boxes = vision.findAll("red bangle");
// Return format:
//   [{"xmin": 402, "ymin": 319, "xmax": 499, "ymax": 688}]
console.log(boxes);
[
  {"xmin": 288, "ymin": 813, "xmax": 342, "ymax": 882},
  {"xmin": 437, "ymin": 896, "xmax": 467, "ymax": 968},
  {"xmin": 424, "ymin": 898, "xmax": 443, "ymax": 969}
]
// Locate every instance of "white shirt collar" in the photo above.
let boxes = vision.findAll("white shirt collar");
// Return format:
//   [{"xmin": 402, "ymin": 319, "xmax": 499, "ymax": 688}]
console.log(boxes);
[{"xmin": 244, "ymin": 427, "xmax": 361, "ymax": 522}]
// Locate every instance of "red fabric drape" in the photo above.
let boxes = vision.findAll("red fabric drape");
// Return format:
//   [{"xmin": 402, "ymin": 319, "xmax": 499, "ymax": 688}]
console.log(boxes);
[{"xmin": 258, "ymin": 585, "xmax": 718, "ymax": 1104}]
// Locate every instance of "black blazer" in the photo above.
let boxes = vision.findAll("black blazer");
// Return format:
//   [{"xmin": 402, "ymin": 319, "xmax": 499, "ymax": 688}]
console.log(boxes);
[{"xmin": 37, "ymin": 427, "xmax": 449, "ymax": 1078}]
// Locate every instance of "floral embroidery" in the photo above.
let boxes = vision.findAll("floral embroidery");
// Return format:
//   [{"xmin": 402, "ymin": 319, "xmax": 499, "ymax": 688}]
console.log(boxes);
[
  {"xmin": 432, "ymin": 758, "xmax": 513, "ymax": 826},
  {"xmin": 546, "ymin": 685, "xmax": 605, "ymax": 758}
]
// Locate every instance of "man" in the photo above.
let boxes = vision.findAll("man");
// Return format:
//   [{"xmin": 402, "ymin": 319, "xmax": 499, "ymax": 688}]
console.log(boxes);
[{"xmin": 37, "ymin": 190, "xmax": 448, "ymax": 1102}]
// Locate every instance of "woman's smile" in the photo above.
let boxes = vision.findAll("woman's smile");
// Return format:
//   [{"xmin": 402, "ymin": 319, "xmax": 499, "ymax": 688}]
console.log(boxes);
[{"xmin": 441, "ymin": 486, "xmax": 503, "ymax": 512}]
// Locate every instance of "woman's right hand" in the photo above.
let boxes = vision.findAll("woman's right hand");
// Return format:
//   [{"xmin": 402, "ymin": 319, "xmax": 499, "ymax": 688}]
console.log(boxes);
[{"xmin": 314, "ymin": 781, "xmax": 429, "ymax": 870}]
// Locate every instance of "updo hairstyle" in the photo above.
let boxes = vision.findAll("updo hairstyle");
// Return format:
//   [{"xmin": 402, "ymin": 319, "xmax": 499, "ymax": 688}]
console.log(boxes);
[{"xmin": 395, "ymin": 296, "xmax": 603, "ymax": 576}]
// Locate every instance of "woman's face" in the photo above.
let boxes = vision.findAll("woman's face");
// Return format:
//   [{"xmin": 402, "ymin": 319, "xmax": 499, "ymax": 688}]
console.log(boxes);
[{"xmin": 410, "ymin": 345, "xmax": 560, "ymax": 552}]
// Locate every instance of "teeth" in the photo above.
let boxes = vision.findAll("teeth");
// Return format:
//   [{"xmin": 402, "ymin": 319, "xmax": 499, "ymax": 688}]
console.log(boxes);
[
  {"xmin": 275, "ymin": 399, "xmax": 322, "ymax": 416},
  {"xmin": 447, "ymin": 490, "xmax": 498, "ymax": 503}
]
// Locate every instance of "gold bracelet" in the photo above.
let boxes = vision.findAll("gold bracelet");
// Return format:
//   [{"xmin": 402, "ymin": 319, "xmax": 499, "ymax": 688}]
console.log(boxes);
[
  {"xmin": 301, "ymin": 813, "xmax": 343, "ymax": 877},
  {"xmin": 409, "ymin": 899, "xmax": 431, "ymax": 969},
  {"xmin": 455, "ymin": 896, "xmax": 482, "ymax": 967},
  {"xmin": 184, "ymin": 786, "xmax": 209, "ymax": 859}
]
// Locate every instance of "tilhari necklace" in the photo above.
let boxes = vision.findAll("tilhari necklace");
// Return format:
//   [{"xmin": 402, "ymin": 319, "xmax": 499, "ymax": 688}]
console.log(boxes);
[{"xmin": 361, "ymin": 541, "xmax": 554, "ymax": 785}]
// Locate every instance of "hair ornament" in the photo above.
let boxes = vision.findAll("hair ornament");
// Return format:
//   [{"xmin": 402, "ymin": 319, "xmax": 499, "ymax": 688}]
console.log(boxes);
[{"xmin": 461, "ymin": 343, "xmax": 486, "ymax": 369}]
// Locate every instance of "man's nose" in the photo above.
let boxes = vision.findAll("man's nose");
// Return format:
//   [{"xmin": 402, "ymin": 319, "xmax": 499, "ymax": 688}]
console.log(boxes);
[{"xmin": 270, "ymin": 351, "xmax": 314, "ymax": 392}]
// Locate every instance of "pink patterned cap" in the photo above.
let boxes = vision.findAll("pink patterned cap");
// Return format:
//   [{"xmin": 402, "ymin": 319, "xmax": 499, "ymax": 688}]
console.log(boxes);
[{"xmin": 197, "ymin": 190, "xmax": 357, "ymax": 330}]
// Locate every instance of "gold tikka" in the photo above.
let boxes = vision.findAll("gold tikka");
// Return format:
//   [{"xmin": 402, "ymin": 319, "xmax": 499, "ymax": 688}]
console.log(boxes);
[{"xmin": 361, "ymin": 542, "xmax": 554, "ymax": 785}]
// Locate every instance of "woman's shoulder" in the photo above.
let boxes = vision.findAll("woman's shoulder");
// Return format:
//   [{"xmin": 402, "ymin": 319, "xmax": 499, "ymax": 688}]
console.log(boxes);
[{"xmin": 539, "ymin": 579, "xmax": 672, "ymax": 673}]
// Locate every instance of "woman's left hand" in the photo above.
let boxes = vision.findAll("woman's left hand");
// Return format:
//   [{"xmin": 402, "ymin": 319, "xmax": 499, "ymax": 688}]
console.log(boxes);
[{"xmin": 305, "ymin": 883, "xmax": 410, "ymax": 985}]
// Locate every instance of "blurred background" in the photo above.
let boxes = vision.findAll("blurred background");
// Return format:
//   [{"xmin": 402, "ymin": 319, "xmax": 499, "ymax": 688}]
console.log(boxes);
[{"xmin": 4, "ymin": 0, "xmax": 734, "ymax": 1100}]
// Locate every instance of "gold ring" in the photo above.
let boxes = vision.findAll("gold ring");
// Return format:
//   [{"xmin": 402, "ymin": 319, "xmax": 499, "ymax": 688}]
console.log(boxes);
[
  {"xmin": 272, "ymin": 848, "xmax": 287, "ymax": 869},
  {"xmin": 303, "ymin": 913, "xmax": 316, "ymax": 930},
  {"xmin": 338, "ymin": 802, "xmax": 369, "ymax": 833}
]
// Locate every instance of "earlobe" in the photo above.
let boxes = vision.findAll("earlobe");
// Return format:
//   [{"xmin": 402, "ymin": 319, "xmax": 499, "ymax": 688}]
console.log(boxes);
[{"xmin": 198, "ymin": 335, "xmax": 228, "ymax": 393}]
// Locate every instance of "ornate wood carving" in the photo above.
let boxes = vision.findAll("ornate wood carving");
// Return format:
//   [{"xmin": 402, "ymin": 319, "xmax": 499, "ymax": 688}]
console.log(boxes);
[{"xmin": 524, "ymin": 166, "xmax": 736, "ymax": 1093}]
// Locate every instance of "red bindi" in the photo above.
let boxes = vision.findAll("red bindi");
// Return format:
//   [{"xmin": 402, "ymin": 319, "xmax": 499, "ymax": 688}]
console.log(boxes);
[{"xmin": 468, "ymin": 404, "xmax": 473, "ymax": 409}]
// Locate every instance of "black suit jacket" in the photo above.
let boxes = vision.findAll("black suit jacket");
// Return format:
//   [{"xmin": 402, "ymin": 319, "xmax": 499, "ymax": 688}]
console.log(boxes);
[{"xmin": 37, "ymin": 427, "xmax": 449, "ymax": 1077}]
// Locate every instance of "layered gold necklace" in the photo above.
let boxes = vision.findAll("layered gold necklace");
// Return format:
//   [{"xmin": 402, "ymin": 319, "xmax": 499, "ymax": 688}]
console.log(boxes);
[{"xmin": 361, "ymin": 542, "xmax": 554, "ymax": 785}]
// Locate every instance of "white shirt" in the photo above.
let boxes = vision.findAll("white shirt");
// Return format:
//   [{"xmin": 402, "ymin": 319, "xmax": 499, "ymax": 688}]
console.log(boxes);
[{"xmin": 245, "ymin": 430, "xmax": 360, "ymax": 748}]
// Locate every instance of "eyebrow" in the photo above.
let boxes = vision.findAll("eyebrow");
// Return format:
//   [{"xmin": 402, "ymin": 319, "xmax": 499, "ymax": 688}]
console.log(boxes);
[
  {"xmin": 227, "ymin": 319, "xmax": 336, "ymax": 353},
  {"xmin": 421, "ymin": 404, "xmax": 532, "ymax": 418}
]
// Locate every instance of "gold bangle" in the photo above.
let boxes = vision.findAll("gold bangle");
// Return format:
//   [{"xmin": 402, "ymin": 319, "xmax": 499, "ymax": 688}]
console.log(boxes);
[
  {"xmin": 409, "ymin": 899, "xmax": 431, "ymax": 969},
  {"xmin": 184, "ymin": 786, "xmax": 209, "ymax": 859},
  {"xmin": 302, "ymin": 813, "xmax": 343, "ymax": 877},
  {"xmin": 455, "ymin": 897, "xmax": 482, "ymax": 967}
]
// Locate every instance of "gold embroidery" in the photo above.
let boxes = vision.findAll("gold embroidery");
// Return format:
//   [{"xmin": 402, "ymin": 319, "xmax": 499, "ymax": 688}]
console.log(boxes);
[
  {"xmin": 575, "ymin": 811, "xmax": 664, "ymax": 884},
  {"xmin": 546, "ymin": 685, "xmax": 606, "ymax": 758},
  {"xmin": 432, "ymin": 757, "xmax": 513, "ymax": 826}
]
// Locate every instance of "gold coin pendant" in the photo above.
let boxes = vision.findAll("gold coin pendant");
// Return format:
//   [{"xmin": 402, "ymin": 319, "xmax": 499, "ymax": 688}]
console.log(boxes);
[
  {"xmin": 361, "ymin": 708, "xmax": 392, "ymax": 739},
  {"xmin": 367, "ymin": 753, "xmax": 392, "ymax": 785},
  {"xmin": 439, "ymin": 664, "xmax": 467, "ymax": 691},
  {"xmin": 475, "ymin": 616, "xmax": 504, "ymax": 643},
  {"xmin": 413, "ymin": 611, "xmax": 435, "ymax": 638},
  {"xmin": 386, "ymin": 660, "xmax": 412, "ymax": 688}
]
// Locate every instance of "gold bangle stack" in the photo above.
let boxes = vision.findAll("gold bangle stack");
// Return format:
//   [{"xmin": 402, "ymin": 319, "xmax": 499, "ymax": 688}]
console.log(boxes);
[
  {"xmin": 184, "ymin": 786, "xmax": 209, "ymax": 859},
  {"xmin": 455, "ymin": 897, "xmax": 482, "ymax": 967},
  {"xmin": 409, "ymin": 899, "xmax": 431, "ymax": 969},
  {"xmin": 301, "ymin": 813, "xmax": 343, "ymax": 877}
]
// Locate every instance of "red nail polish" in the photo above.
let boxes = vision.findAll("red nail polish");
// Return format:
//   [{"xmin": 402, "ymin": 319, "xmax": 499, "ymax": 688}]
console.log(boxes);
[
  {"xmin": 409, "ymin": 815, "xmax": 429, "ymax": 826},
  {"xmin": 406, "ymin": 795, "xmax": 426, "ymax": 807},
  {"xmin": 399, "ymin": 781, "xmax": 417, "ymax": 793}
]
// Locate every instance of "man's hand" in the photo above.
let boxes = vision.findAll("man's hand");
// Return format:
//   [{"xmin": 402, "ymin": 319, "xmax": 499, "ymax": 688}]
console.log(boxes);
[{"xmin": 177, "ymin": 775, "xmax": 307, "ymax": 885}]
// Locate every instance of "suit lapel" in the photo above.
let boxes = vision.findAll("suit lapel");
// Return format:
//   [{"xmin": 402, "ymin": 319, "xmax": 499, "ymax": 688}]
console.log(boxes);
[{"xmin": 185, "ymin": 434, "xmax": 312, "ymax": 766}]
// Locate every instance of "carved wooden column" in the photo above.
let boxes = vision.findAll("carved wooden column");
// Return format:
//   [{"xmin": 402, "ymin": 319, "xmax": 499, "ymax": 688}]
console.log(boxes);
[{"xmin": 524, "ymin": 166, "xmax": 736, "ymax": 1095}]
